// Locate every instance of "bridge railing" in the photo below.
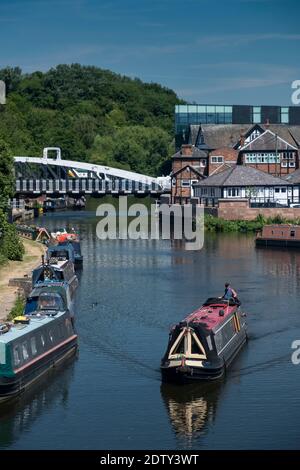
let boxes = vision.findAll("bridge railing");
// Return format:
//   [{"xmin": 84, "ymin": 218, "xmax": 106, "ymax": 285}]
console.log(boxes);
[{"xmin": 15, "ymin": 178, "xmax": 165, "ymax": 194}]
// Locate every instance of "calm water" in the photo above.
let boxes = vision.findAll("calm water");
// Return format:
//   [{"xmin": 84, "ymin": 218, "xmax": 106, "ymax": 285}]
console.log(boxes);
[{"xmin": 1, "ymin": 202, "xmax": 300, "ymax": 449}]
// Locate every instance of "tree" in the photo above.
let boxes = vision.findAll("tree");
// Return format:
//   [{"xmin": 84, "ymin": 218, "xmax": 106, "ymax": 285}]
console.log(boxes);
[{"xmin": 0, "ymin": 139, "xmax": 14, "ymax": 210}]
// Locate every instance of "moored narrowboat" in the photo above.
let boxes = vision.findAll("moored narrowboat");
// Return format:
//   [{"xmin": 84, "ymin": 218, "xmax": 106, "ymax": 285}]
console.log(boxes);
[
  {"xmin": 32, "ymin": 258, "xmax": 78, "ymax": 298},
  {"xmin": 0, "ymin": 286, "xmax": 78, "ymax": 403},
  {"xmin": 47, "ymin": 242, "xmax": 83, "ymax": 268},
  {"xmin": 256, "ymin": 224, "xmax": 300, "ymax": 248},
  {"xmin": 161, "ymin": 298, "xmax": 247, "ymax": 384}
]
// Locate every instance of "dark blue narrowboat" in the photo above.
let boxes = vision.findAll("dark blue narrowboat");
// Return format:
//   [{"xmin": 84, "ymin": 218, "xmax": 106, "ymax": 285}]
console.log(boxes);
[
  {"xmin": 0, "ymin": 286, "xmax": 78, "ymax": 403},
  {"xmin": 32, "ymin": 258, "xmax": 78, "ymax": 299}
]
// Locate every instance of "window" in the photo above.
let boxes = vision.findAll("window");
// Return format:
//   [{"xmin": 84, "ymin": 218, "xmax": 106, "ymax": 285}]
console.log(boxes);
[
  {"xmin": 22, "ymin": 342, "xmax": 29, "ymax": 361},
  {"xmin": 281, "ymin": 161, "xmax": 288, "ymax": 168},
  {"xmin": 0, "ymin": 343, "xmax": 5, "ymax": 365},
  {"xmin": 227, "ymin": 188, "xmax": 240, "ymax": 197},
  {"xmin": 211, "ymin": 156, "xmax": 223, "ymax": 164},
  {"xmin": 214, "ymin": 317, "xmax": 236, "ymax": 354},
  {"xmin": 181, "ymin": 180, "xmax": 190, "ymax": 187},
  {"xmin": 172, "ymin": 179, "xmax": 176, "ymax": 187},
  {"xmin": 201, "ymin": 188, "xmax": 208, "ymax": 195},
  {"xmin": 291, "ymin": 230, "xmax": 295, "ymax": 237},
  {"xmin": 200, "ymin": 159, "xmax": 206, "ymax": 167},
  {"xmin": 281, "ymin": 107, "xmax": 289, "ymax": 124},
  {"xmin": 275, "ymin": 188, "xmax": 280, "ymax": 193},
  {"xmin": 289, "ymin": 162, "xmax": 295, "ymax": 167},
  {"xmin": 13, "ymin": 346, "xmax": 21, "ymax": 366},
  {"xmin": 31, "ymin": 337, "xmax": 37, "ymax": 355},
  {"xmin": 253, "ymin": 106, "xmax": 261, "ymax": 123}
]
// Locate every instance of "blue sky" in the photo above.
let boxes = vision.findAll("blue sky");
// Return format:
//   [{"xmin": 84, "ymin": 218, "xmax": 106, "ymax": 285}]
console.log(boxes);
[{"xmin": 0, "ymin": 0, "xmax": 299, "ymax": 104}]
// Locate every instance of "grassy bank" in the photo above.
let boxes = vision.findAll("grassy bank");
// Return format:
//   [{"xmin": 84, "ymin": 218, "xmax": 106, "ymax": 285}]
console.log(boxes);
[
  {"xmin": 204, "ymin": 214, "xmax": 300, "ymax": 233},
  {"xmin": 0, "ymin": 238, "xmax": 45, "ymax": 321},
  {"xmin": 7, "ymin": 295, "xmax": 25, "ymax": 321}
]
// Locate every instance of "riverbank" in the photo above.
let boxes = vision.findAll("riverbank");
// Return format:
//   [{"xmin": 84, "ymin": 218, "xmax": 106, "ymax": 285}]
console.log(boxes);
[
  {"xmin": 204, "ymin": 214, "xmax": 300, "ymax": 232},
  {"xmin": 0, "ymin": 238, "xmax": 46, "ymax": 321}
]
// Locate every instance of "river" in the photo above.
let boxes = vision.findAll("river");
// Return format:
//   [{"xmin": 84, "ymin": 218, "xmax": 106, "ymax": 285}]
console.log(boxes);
[{"xmin": 1, "ymin": 199, "xmax": 300, "ymax": 449}]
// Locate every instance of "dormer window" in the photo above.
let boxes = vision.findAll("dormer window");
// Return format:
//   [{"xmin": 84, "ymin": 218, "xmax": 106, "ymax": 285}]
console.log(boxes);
[{"xmin": 211, "ymin": 156, "xmax": 223, "ymax": 164}]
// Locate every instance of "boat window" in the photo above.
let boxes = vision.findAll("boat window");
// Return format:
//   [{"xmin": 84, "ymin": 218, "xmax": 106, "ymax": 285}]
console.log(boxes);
[
  {"xmin": 22, "ymin": 342, "xmax": 29, "ymax": 361},
  {"xmin": 206, "ymin": 335, "xmax": 213, "ymax": 351},
  {"xmin": 65, "ymin": 317, "xmax": 73, "ymax": 335},
  {"xmin": 0, "ymin": 343, "xmax": 6, "ymax": 365},
  {"xmin": 214, "ymin": 317, "xmax": 236, "ymax": 354},
  {"xmin": 38, "ymin": 293, "xmax": 64, "ymax": 312},
  {"xmin": 13, "ymin": 346, "xmax": 21, "ymax": 366},
  {"xmin": 31, "ymin": 337, "xmax": 37, "ymax": 355},
  {"xmin": 49, "ymin": 330, "xmax": 54, "ymax": 343},
  {"xmin": 291, "ymin": 230, "xmax": 295, "ymax": 237},
  {"xmin": 50, "ymin": 249, "xmax": 69, "ymax": 260}
]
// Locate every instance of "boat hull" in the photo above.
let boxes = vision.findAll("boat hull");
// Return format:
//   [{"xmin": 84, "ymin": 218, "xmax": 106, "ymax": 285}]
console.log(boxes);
[
  {"xmin": 161, "ymin": 364, "xmax": 225, "ymax": 384},
  {"xmin": 256, "ymin": 238, "xmax": 300, "ymax": 248},
  {"xmin": 161, "ymin": 332, "xmax": 247, "ymax": 384},
  {"xmin": 0, "ymin": 336, "xmax": 78, "ymax": 404}
]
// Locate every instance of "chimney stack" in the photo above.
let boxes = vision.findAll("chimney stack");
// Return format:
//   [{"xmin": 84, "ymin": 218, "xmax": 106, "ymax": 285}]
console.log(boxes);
[{"xmin": 181, "ymin": 144, "xmax": 193, "ymax": 156}]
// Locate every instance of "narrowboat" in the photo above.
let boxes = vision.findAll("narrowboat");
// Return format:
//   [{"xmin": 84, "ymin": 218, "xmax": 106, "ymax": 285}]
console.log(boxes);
[
  {"xmin": 256, "ymin": 224, "xmax": 300, "ymax": 248},
  {"xmin": 161, "ymin": 298, "xmax": 247, "ymax": 383},
  {"xmin": 50, "ymin": 230, "xmax": 83, "ymax": 267},
  {"xmin": 50, "ymin": 241, "xmax": 83, "ymax": 268},
  {"xmin": 43, "ymin": 198, "xmax": 66, "ymax": 212},
  {"xmin": 32, "ymin": 258, "xmax": 78, "ymax": 299},
  {"xmin": 0, "ymin": 286, "xmax": 78, "ymax": 403}
]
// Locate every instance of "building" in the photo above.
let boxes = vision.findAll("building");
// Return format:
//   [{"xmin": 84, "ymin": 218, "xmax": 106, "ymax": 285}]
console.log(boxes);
[
  {"xmin": 193, "ymin": 165, "xmax": 298, "ymax": 207},
  {"xmin": 170, "ymin": 144, "xmax": 206, "ymax": 204},
  {"xmin": 175, "ymin": 104, "xmax": 300, "ymax": 149}
]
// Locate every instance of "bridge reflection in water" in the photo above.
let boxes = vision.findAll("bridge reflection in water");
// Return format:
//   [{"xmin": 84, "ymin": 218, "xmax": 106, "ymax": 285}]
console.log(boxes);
[{"xmin": 161, "ymin": 382, "xmax": 223, "ymax": 447}]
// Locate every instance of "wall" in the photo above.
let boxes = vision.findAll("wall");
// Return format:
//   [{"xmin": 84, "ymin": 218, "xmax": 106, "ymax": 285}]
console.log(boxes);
[{"xmin": 217, "ymin": 199, "xmax": 300, "ymax": 220}]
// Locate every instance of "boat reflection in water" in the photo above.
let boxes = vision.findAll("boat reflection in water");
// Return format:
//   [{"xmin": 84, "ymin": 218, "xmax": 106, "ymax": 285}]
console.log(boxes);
[
  {"xmin": 161, "ymin": 382, "xmax": 223, "ymax": 446},
  {"xmin": 0, "ymin": 357, "xmax": 75, "ymax": 448}
]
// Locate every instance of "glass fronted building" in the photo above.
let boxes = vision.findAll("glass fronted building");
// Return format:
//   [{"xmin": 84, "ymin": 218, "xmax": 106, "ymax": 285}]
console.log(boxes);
[{"xmin": 175, "ymin": 104, "xmax": 300, "ymax": 149}]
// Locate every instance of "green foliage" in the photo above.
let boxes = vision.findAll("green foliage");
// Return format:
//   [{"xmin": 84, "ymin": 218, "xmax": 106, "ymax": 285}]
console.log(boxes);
[
  {"xmin": 0, "ymin": 64, "xmax": 182, "ymax": 173},
  {"xmin": 0, "ymin": 139, "xmax": 14, "ymax": 210},
  {"xmin": 90, "ymin": 125, "xmax": 173, "ymax": 176},
  {"xmin": 0, "ymin": 212, "xmax": 24, "ymax": 261},
  {"xmin": 204, "ymin": 214, "xmax": 300, "ymax": 233},
  {"xmin": 7, "ymin": 295, "xmax": 25, "ymax": 321}
]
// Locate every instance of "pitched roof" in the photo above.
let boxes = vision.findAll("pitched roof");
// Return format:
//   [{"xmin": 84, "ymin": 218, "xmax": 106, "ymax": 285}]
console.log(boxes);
[
  {"xmin": 284, "ymin": 168, "xmax": 300, "ymax": 184},
  {"xmin": 171, "ymin": 146, "xmax": 208, "ymax": 159},
  {"xmin": 240, "ymin": 129, "xmax": 298, "ymax": 151},
  {"xmin": 171, "ymin": 164, "xmax": 205, "ymax": 178},
  {"xmin": 188, "ymin": 124, "xmax": 300, "ymax": 150},
  {"xmin": 194, "ymin": 165, "xmax": 290, "ymax": 187}
]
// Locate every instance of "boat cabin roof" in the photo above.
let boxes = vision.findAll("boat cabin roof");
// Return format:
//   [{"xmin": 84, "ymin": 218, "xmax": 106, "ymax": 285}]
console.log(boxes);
[
  {"xmin": 184, "ymin": 298, "xmax": 238, "ymax": 332},
  {"xmin": 0, "ymin": 311, "xmax": 66, "ymax": 345}
]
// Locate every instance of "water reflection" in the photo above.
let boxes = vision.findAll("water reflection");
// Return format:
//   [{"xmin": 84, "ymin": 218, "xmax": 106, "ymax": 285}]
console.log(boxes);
[
  {"xmin": 0, "ymin": 358, "xmax": 75, "ymax": 448},
  {"xmin": 161, "ymin": 382, "xmax": 223, "ymax": 447}
]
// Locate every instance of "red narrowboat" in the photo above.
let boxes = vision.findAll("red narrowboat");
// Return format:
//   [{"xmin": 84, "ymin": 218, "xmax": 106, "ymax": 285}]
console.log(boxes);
[
  {"xmin": 161, "ymin": 298, "xmax": 247, "ymax": 384},
  {"xmin": 256, "ymin": 224, "xmax": 300, "ymax": 248}
]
